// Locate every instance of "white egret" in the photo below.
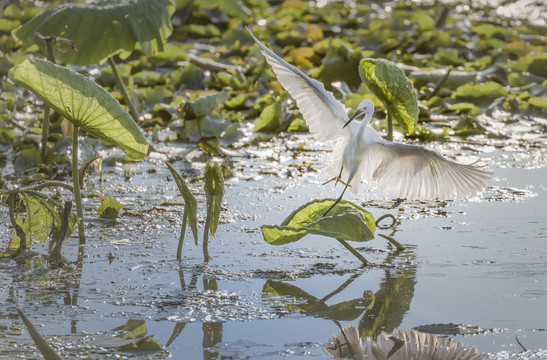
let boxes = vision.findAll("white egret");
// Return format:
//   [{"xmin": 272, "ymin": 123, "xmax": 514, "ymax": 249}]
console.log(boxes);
[{"xmin": 247, "ymin": 28, "xmax": 491, "ymax": 210}]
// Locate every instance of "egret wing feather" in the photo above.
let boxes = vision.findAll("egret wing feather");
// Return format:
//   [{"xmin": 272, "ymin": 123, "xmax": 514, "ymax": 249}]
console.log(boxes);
[
  {"xmin": 247, "ymin": 27, "xmax": 349, "ymax": 141},
  {"xmin": 361, "ymin": 138, "xmax": 492, "ymax": 200}
]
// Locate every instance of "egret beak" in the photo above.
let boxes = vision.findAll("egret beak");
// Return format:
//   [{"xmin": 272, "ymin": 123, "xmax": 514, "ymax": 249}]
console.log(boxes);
[{"xmin": 343, "ymin": 109, "xmax": 366, "ymax": 129}]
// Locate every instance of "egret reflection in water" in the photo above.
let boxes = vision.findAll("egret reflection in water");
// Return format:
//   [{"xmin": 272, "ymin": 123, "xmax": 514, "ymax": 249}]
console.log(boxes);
[
  {"xmin": 247, "ymin": 27, "xmax": 491, "ymax": 208},
  {"xmin": 324, "ymin": 326, "xmax": 484, "ymax": 360}
]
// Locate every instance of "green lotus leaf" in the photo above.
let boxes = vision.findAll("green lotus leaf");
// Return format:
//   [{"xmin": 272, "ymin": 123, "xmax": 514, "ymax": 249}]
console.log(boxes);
[
  {"xmin": 359, "ymin": 58, "xmax": 418, "ymax": 134},
  {"xmin": 12, "ymin": 0, "xmax": 175, "ymax": 65},
  {"xmin": 8, "ymin": 58, "xmax": 149, "ymax": 161},
  {"xmin": 261, "ymin": 199, "xmax": 375, "ymax": 245}
]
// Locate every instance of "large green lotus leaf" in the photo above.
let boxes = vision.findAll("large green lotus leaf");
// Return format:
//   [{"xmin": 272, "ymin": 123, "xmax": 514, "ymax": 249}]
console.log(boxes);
[
  {"xmin": 8, "ymin": 58, "xmax": 149, "ymax": 161},
  {"xmin": 261, "ymin": 199, "xmax": 375, "ymax": 245},
  {"xmin": 359, "ymin": 58, "xmax": 418, "ymax": 134},
  {"xmin": 166, "ymin": 162, "xmax": 198, "ymax": 244},
  {"xmin": 12, "ymin": 0, "xmax": 175, "ymax": 65}
]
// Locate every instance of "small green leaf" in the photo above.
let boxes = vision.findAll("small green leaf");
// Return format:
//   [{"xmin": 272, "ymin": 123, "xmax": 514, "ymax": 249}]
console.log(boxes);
[
  {"xmin": 448, "ymin": 102, "xmax": 482, "ymax": 116},
  {"xmin": 359, "ymin": 58, "xmax": 418, "ymax": 134},
  {"xmin": 452, "ymin": 81, "xmax": 508, "ymax": 104},
  {"xmin": 191, "ymin": 91, "xmax": 229, "ymax": 117},
  {"xmin": 261, "ymin": 199, "xmax": 375, "ymax": 245},
  {"xmin": 529, "ymin": 96, "xmax": 547, "ymax": 108},
  {"xmin": 166, "ymin": 162, "xmax": 198, "ymax": 245},
  {"xmin": 254, "ymin": 102, "xmax": 286, "ymax": 133},
  {"xmin": 12, "ymin": 0, "xmax": 175, "ymax": 65},
  {"xmin": 9, "ymin": 59, "xmax": 149, "ymax": 161},
  {"xmin": 204, "ymin": 160, "xmax": 225, "ymax": 236},
  {"xmin": 97, "ymin": 195, "xmax": 123, "ymax": 219},
  {"xmin": 411, "ymin": 10, "xmax": 434, "ymax": 31}
]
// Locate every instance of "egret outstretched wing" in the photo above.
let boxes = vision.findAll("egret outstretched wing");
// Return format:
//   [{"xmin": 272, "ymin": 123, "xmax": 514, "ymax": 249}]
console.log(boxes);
[
  {"xmin": 247, "ymin": 27, "xmax": 349, "ymax": 141},
  {"xmin": 358, "ymin": 139, "xmax": 492, "ymax": 200}
]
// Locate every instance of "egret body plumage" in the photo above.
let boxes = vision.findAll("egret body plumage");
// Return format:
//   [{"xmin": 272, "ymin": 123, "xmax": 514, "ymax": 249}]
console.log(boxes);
[{"xmin": 247, "ymin": 27, "xmax": 491, "ymax": 204}]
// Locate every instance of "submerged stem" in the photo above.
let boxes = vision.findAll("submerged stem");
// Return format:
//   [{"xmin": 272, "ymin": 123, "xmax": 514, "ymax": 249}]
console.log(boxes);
[
  {"xmin": 72, "ymin": 126, "xmax": 85, "ymax": 244},
  {"xmin": 108, "ymin": 57, "xmax": 139, "ymax": 123},
  {"xmin": 336, "ymin": 238, "xmax": 369, "ymax": 266}
]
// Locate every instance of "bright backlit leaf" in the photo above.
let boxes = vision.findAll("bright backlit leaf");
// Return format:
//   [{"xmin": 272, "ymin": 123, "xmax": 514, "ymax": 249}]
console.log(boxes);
[
  {"xmin": 261, "ymin": 199, "xmax": 375, "ymax": 245},
  {"xmin": 166, "ymin": 162, "xmax": 198, "ymax": 245},
  {"xmin": 359, "ymin": 58, "xmax": 418, "ymax": 134},
  {"xmin": 12, "ymin": 0, "xmax": 175, "ymax": 65},
  {"xmin": 8, "ymin": 58, "xmax": 149, "ymax": 161},
  {"xmin": 204, "ymin": 160, "xmax": 225, "ymax": 236}
]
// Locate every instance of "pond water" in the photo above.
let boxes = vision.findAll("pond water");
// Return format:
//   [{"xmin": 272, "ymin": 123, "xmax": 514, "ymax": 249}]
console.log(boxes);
[{"xmin": 1, "ymin": 114, "xmax": 546, "ymax": 359}]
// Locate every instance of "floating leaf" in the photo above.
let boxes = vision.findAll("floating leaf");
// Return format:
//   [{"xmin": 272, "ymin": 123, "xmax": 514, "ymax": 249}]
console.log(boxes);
[
  {"xmin": 359, "ymin": 58, "xmax": 418, "ymax": 134},
  {"xmin": 254, "ymin": 102, "xmax": 289, "ymax": 133},
  {"xmin": 452, "ymin": 81, "xmax": 508, "ymax": 104},
  {"xmin": 9, "ymin": 58, "xmax": 149, "ymax": 161},
  {"xmin": 261, "ymin": 199, "xmax": 375, "ymax": 245},
  {"xmin": 319, "ymin": 40, "xmax": 363, "ymax": 90},
  {"xmin": 191, "ymin": 91, "xmax": 229, "ymax": 117},
  {"xmin": 97, "ymin": 195, "xmax": 124, "ymax": 219},
  {"xmin": 12, "ymin": 0, "xmax": 175, "ymax": 65},
  {"xmin": 529, "ymin": 96, "xmax": 547, "ymax": 108},
  {"xmin": 411, "ymin": 10, "xmax": 434, "ymax": 31},
  {"xmin": 166, "ymin": 162, "xmax": 198, "ymax": 249},
  {"xmin": 200, "ymin": 0, "xmax": 251, "ymax": 18}
]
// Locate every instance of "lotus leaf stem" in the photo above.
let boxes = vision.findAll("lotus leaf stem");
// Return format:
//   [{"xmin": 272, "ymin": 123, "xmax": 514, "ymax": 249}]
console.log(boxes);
[
  {"xmin": 72, "ymin": 125, "xmax": 85, "ymax": 244},
  {"xmin": 108, "ymin": 57, "xmax": 139, "ymax": 123},
  {"xmin": 336, "ymin": 238, "xmax": 369, "ymax": 266}
]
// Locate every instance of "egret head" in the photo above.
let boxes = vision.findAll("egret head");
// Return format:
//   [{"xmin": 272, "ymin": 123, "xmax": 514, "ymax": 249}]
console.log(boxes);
[{"xmin": 343, "ymin": 99, "xmax": 375, "ymax": 128}]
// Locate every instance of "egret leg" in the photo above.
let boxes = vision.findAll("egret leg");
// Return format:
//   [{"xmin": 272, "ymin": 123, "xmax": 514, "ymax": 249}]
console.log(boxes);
[{"xmin": 322, "ymin": 183, "xmax": 349, "ymax": 217}]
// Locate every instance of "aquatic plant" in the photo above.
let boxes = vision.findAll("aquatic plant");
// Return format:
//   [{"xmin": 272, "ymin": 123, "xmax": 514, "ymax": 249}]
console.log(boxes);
[
  {"xmin": 8, "ymin": 58, "xmax": 149, "ymax": 243},
  {"xmin": 166, "ymin": 160, "xmax": 224, "ymax": 262},
  {"xmin": 359, "ymin": 58, "xmax": 418, "ymax": 141},
  {"xmin": 166, "ymin": 162, "xmax": 198, "ymax": 260},
  {"xmin": 261, "ymin": 199, "xmax": 376, "ymax": 266},
  {"xmin": 0, "ymin": 182, "xmax": 75, "ymax": 260},
  {"xmin": 12, "ymin": 0, "xmax": 175, "ymax": 122},
  {"xmin": 203, "ymin": 160, "xmax": 225, "ymax": 262}
]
